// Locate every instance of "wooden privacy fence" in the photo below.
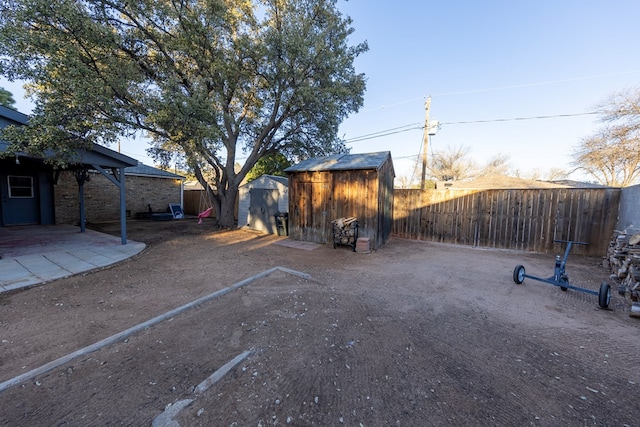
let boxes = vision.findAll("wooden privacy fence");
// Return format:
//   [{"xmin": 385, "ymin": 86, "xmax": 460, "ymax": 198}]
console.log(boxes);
[{"xmin": 392, "ymin": 188, "xmax": 621, "ymax": 256}]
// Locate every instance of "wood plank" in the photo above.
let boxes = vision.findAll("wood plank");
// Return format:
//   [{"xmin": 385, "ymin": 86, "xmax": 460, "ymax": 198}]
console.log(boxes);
[{"xmin": 390, "ymin": 187, "xmax": 620, "ymax": 256}]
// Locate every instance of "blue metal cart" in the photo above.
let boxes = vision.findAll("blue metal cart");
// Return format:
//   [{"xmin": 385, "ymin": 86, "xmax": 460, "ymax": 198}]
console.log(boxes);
[{"xmin": 512, "ymin": 240, "xmax": 611, "ymax": 309}]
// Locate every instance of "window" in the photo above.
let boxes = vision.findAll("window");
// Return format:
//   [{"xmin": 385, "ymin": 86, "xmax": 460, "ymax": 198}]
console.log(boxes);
[{"xmin": 8, "ymin": 176, "xmax": 34, "ymax": 198}]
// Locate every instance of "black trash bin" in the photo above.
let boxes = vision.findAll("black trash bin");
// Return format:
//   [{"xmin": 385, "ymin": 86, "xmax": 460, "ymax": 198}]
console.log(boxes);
[{"xmin": 274, "ymin": 212, "xmax": 289, "ymax": 236}]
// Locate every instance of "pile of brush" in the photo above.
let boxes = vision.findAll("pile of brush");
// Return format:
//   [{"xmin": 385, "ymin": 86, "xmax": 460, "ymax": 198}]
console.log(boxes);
[{"xmin": 605, "ymin": 226, "xmax": 640, "ymax": 318}]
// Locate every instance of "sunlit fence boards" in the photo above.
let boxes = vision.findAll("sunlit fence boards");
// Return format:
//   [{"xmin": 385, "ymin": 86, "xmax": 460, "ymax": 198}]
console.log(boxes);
[{"xmin": 392, "ymin": 188, "xmax": 621, "ymax": 256}]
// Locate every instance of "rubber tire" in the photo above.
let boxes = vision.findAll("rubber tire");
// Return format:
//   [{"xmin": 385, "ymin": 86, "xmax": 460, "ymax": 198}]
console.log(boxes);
[
  {"xmin": 560, "ymin": 274, "xmax": 568, "ymax": 291},
  {"xmin": 599, "ymin": 282, "xmax": 611, "ymax": 309},
  {"xmin": 513, "ymin": 265, "xmax": 525, "ymax": 284}
]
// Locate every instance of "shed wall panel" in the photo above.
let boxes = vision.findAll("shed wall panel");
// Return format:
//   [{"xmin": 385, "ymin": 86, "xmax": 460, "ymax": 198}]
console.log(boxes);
[{"xmin": 287, "ymin": 154, "xmax": 394, "ymax": 250}]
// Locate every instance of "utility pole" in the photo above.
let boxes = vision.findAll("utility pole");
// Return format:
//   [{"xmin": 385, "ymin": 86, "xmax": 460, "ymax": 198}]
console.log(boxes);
[{"xmin": 421, "ymin": 96, "xmax": 431, "ymax": 190}]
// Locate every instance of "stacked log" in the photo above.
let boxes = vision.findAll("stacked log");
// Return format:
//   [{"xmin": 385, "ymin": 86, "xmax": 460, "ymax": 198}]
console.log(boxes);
[
  {"xmin": 331, "ymin": 217, "xmax": 358, "ymax": 250},
  {"xmin": 605, "ymin": 227, "xmax": 640, "ymax": 317}
]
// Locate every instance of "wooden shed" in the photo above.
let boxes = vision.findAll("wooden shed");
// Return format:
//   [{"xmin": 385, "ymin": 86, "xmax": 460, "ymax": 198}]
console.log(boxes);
[
  {"xmin": 238, "ymin": 175, "xmax": 289, "ymax": 234},
  {"xmin": 284, "ymin": 151, "xmax": 395, "ymax": 250}
]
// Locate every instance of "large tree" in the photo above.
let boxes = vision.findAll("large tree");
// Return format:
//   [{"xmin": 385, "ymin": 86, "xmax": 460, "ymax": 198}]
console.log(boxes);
[
  {"xmin": 572, "ymin": 87, "xmax": 640, "ymax": 187},
  {"xmin": 0, "ymin": 0, "xmax": 367, "ymax": 227},
  {"xmin": 0, "ymin": 87, "xmax": 15, "ymax": 108},
  {"xmin": 245, "ymin": 152, "xmax": 291, "ymax": 181},
  {"xmin": 426, "ymin": 145, "xmax": 511, "ymax": 182}
]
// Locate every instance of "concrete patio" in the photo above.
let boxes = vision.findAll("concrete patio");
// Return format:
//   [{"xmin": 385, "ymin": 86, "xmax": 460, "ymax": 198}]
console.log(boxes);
[{"xmin": 0, "ymin": 225, "xmax": 145, "ymax": 293}]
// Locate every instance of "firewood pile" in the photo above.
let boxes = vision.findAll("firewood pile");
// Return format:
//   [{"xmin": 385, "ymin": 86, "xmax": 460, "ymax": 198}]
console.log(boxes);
[
  {"xmin": 331, "ymin": 217, "xmax": 358, "ymax": 251},
  {"xmin": 605, "ymin": 226, "xmax": 640, "ymax": 318}
]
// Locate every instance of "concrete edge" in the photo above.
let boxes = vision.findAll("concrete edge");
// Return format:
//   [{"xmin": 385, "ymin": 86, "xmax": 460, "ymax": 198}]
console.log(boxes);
[
  {"xmin": 0, "ymin": 266, "xmax": 312, "ymax": 393},
  {"xmin": 194, "ymin": 350, "xmax": 253, "ymax": 395},
  {"xmin": 152, "ymin": 350, "xmax": 253, "ymax": 427}
]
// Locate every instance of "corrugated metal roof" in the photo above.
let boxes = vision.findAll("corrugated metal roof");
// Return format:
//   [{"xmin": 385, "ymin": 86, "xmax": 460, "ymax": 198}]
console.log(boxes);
[{"xmin": 284, "ymin": 151, "xmax": 392, "ymax": 172}]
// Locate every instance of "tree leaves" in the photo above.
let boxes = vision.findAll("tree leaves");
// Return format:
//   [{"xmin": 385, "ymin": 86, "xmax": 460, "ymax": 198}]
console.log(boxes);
[{"xmin": 0, "ymin": 0, "xmax": 367, "ymax": 225}]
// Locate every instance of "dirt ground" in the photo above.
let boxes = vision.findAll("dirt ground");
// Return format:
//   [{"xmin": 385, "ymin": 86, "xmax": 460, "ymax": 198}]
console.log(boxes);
[{"xmin": 0, "ymin": 218, "xmax": 639, "ymax": 426}]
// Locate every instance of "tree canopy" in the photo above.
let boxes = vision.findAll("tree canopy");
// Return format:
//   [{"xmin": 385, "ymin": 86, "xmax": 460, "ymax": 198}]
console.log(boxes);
[
  {"xmin": 425, "ymin": 145, "xmax": 512, "ymax": 183},
  {"xmin": 572, "ymin": 87, "xmax": 640, "ymax": 187},
  {"xmin": 0, "ymin": 0, "xmax": 367, "ymax": 226},
  {"xmin": 0, "ymin": 87, "xmax": 15, "ymax": 108},
  {"xmin": 245, "ymin": 152, "xmax": 291, "ymax": 182}
]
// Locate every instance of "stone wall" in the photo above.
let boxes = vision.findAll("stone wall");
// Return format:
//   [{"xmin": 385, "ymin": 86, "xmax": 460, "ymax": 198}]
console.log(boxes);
[{"xmin": 54, "ymin": 171, "xmax": 182, "ymax": 224}]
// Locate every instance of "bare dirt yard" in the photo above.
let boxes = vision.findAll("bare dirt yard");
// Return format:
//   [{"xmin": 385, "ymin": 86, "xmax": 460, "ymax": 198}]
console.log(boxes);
[{"xmin": 0, "ymin": 219, "xmax": 639, "ymax": 426}]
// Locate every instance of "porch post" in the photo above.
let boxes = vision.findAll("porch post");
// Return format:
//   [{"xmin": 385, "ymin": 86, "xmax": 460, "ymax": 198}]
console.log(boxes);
[
  {"xmin": 117, "ymin": 167, "xmax": 127, "ymax": 245},
  {"xmin": 74, "ymin": 169, "xmax": 88, "ymax": 233}
]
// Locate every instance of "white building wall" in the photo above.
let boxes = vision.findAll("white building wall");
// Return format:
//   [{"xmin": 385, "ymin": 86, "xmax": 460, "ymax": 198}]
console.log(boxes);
[
  {"xmin": 617, "ymin": 183, "xmax": 640, "ymax": 232},
  {"xmin": 237, "ymin": 175, "xmax": 288, "ymax": 230}
]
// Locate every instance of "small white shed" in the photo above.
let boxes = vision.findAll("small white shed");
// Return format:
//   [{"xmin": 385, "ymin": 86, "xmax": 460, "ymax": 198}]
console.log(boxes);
[{"xmin": 238, "ymin": 175, "xmax": 289, "ymax": 234}]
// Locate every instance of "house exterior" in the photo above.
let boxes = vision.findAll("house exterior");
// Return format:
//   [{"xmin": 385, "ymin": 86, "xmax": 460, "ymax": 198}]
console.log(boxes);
[
  {"xmin": 53, "ymin": 163, "xmax": 184, "ymax": 224},
  {"xmin": 0, "ymin": 106, "xmax": 139, "ymax": 237},
  {"xmin": 1, "ymin": 105, "xmax": 184, "ymax": 242},
  {"xmin": 284, "ymin": 151, "xmax": 395, "ymax": 250},
  {"xmin": 237, "ymin": 174, "xmax": 289, "ymax": 234}
]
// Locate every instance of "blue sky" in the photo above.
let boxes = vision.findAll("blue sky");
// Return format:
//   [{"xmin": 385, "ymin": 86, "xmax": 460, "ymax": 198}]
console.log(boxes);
[
  {"xmin": 2, "ymin": 0, "xmax": 640, "ymax": 182},
  {"xmin": 337, "ymin": 0, "xmax": 640, "ymax": 182}
]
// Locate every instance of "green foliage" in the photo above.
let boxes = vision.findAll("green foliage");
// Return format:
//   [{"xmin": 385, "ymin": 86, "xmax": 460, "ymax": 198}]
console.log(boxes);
[
  {"xmin": 245, "ymin": 152, "xmax": 291, "ymax": 182},
  {"xmin": 0, "ymin": 0, "xmax": 367, "ymax": 225},
  {"xmin": 0, "ymin": 87, "xmax": 15, "ymax": 108}
]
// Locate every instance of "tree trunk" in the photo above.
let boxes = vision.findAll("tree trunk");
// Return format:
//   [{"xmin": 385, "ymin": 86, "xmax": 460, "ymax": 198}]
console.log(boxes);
[{"xmin": 217, "ymin": 185, "xmax": 238, "ymax": 228}]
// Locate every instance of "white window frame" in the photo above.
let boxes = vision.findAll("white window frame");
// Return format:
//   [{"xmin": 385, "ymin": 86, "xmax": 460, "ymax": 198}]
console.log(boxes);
[{"xmin": 8, "ymin": 175, "xmax": 34, "ymax": 198}]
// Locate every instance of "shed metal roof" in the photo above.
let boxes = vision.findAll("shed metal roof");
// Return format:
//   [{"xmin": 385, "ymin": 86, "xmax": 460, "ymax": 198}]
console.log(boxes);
[
  {"xmin": 284, "ymin": 151, "xmax": 392, "ymax": 173},
  {"xmin": 262, "ymin": 174, "xmax": 289, "ymax": 185},
  {"xmin": 239, "ymin": 174, "xmax": 288, "ymax": 189}
]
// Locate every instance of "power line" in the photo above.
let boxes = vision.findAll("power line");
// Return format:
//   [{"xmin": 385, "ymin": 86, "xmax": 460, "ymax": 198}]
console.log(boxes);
[
  {"xmin": 441, "ymin": 111, "xmax": 601, "ymax": 125},
  {"xmin": 345, "ymin": 124, "xmax": 422, "ymax": 144},
  {"xmin": 344, "ymin": 111, "xmax": 601, "ymax": 144}
]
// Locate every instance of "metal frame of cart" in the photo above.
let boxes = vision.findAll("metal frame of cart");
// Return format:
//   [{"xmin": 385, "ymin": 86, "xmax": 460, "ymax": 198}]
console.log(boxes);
[{"xmin": 512, "ymin": 240, "xmax": 611, "ymax": 309}]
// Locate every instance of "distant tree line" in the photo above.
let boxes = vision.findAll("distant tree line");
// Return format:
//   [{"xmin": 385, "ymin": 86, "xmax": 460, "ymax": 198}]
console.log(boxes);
[{"xmin": 398, "ymin": 86, "xmax": 640, "ymax": 188}]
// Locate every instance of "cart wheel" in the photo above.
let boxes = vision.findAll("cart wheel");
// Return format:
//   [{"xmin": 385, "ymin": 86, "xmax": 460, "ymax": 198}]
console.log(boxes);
[
  {"xmin": 598, "ymin": 282, "xmax": 611, "ymax": 309},
  {"xmin": 560, "ymin": 274, "xmax": 568, "ymax": 291},
  {"xmin": 513, "ymin": 265, "xmax": 525, "ymax": 284}
]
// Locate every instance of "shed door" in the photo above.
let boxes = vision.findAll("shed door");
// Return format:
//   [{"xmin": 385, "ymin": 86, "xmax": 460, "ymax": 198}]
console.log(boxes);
[
  {"xmin": 297, "ymin": 181, "xmax": 330, "ymax": 244},
  {"xmin": 248, "ymin": 189, "xmax": 279, "ymax": 234},
  {"xmin": 1, "ymin": 174, "xmax": 40, "ymax": 226}
]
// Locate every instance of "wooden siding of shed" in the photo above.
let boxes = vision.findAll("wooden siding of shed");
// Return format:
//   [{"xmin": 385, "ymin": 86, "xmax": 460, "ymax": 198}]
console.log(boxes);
[
  {"xmin": 288, "ymin": 171, "xmax": 331, "ymax": 244},
  {"xmin": 288, "ymin": 167, "xmax": 393, "ymax": 249},
  {"xmin": 392, "ymin": 188, "xmax": 620, "ymax": 256},
  {"xmin": 378, "ymin": 158, "xmax": 395, "ymax": 246}
]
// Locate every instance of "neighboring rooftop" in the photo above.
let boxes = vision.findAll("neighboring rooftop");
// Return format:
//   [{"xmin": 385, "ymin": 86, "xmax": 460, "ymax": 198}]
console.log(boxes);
[
  {"xmin": 435, "ymin": 175, "xmax": 611, "ymax": 190},
  {"xmin": 124, "ymin": 163, "xmax": 185, "ymax": 180}
]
